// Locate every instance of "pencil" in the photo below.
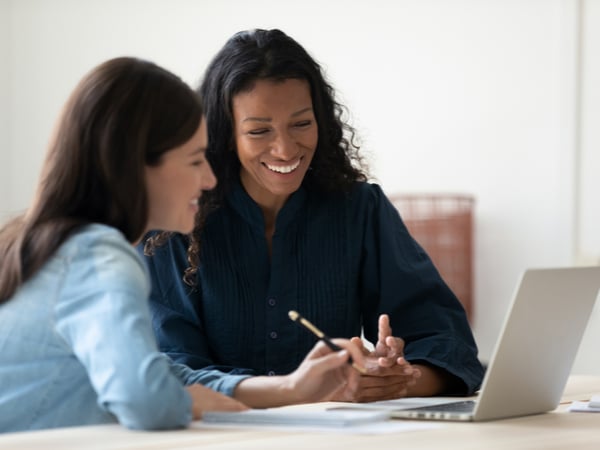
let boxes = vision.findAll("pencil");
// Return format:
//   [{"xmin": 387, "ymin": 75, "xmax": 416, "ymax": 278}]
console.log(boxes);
[{"xmin": 288, "ymin": 310, "xmax": 367, "ymax": 374}]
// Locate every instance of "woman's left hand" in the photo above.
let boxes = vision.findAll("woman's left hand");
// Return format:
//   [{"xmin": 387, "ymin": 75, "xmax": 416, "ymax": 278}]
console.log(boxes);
[{"xmin": 329, "ymin": 314, "xmax": 422, "ymax": 402}]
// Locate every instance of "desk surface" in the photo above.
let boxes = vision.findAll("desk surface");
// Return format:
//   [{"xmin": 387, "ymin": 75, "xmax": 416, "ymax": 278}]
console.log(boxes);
[{"xmin": 2, "ymin": 375, "xmax": 599, "ymax": 450}]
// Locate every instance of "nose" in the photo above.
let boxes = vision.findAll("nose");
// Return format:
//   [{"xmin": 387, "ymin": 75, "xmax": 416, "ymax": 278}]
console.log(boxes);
[
  {"xmin": 270, "ymin": 132, "xmax": 297, "ymax": 160},
  {"xmin": 201, "ymin": 162, "xmax": 217, "ymax": 191}
]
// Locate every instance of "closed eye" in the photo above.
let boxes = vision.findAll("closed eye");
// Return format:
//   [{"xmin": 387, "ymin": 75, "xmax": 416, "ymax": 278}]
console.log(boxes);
[
  {"xmin": 248, "ymin": 128, "xmax": 270, "ymax": 136},
  {"xmin": 294, "ymin": 120, "xmax": 312, "ymax": 128},
  {"xmin": 191, "ymin": 158, "xmax": 206, "ymax": 166}
]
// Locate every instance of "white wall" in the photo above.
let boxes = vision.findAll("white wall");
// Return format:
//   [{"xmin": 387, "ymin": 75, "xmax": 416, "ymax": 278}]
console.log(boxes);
[
  {"xmin": 578, "ymin": 0, "xmax": 600, "ymax": 263},
  {"xmin": 0, "ymin": 0, "xmax": 10, "ymax": 219},
  {"xmin": 2, "ymin": 0, "xmax": 598, "ymax": 371},
  {"xmin": 572, "ymin": 0, "xmax": 600, "ymax": 375}
]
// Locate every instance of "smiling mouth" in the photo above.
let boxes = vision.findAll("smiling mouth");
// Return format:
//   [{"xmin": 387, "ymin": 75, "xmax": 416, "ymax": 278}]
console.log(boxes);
[{"xmin": 264, "ymin": 158, "xmax": 302, "ymax": 174}]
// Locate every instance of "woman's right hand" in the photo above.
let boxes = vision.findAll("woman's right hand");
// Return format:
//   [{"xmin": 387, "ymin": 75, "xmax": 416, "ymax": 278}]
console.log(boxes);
[
  {"xmin": 281, "ymin": 338, "xmax": 366, "ymax": 404},
  {"xmin": 185, "ymin": 384, "xmax": 248, "ymax": 420},
  {"xmin": 231, "ymin": 338, "xmax": 365, "ymax": 408}
]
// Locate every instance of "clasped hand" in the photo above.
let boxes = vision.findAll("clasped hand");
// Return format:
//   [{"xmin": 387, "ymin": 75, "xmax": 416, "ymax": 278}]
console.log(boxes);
[{"xmin": 329, "ymin": 314, "xmax": 421, "ymax": 402}]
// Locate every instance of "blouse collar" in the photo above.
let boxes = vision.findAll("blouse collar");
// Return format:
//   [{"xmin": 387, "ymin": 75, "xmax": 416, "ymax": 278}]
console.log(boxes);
[{"xmin": 227, "ymin": 180, "xmax": 308, "ymax": 233}]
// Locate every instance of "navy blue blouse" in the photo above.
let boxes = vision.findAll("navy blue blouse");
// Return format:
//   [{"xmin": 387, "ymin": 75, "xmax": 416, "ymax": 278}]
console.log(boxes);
[{"xmin": 139, "ymin": 182, "xmax": 484, "ymax": 395}]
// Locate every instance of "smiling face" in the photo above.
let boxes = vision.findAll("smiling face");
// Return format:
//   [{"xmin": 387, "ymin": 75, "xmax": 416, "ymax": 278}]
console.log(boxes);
[
  {"xmin": 145, "ymin": 119, "xmax": 217, "ymax": 234},
  {"xmin": 232, "ymin": 78, "xmax": 318, "ymax": 211}
]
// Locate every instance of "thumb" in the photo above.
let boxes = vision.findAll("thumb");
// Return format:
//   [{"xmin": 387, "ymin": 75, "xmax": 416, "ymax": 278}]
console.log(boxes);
[
  {"xmin": 350, "ymin": 337, "xmax": 371, "ymax": 356},
  {"xmin": 311, "ymin": 349, "xmax": 351, "ymax": 375}
]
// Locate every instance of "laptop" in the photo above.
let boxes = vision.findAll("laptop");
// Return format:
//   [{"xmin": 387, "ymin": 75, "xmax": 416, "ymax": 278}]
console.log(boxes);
[{"xmin": 338, "ymin": 266, "xmax": 600, "ymax": 422}]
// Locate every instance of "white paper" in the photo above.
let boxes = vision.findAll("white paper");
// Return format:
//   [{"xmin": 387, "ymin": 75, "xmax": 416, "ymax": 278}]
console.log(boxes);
[
  {"xmin": 201, "ymin": 409, "xmax": 390, "ymax": 427},
  {"xmin": 567, "ymin": 401, "xmax": 600, "ymax": 413},
  {"xmin": 194, "ymin": 416, "xmax": 441, "ymax": 435}
]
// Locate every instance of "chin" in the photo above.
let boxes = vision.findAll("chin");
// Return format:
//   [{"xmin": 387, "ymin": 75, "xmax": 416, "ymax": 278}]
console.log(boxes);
[
  {"xmin": 180, "ymin": 225, "xmax": 195, "ymax": 235},
  {"xmin": 278, "ymin": 184, "xmax": 303, "ymax": 196},
  {"xmin": 168, "ymin": 220, "xmax": 194, "ymax": 235}
]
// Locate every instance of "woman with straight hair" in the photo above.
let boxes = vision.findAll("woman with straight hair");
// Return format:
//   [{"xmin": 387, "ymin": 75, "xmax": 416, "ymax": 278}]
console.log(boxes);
[{"xmin": 0, "ymin": 56, "xmax": 364, "ymax": 432}]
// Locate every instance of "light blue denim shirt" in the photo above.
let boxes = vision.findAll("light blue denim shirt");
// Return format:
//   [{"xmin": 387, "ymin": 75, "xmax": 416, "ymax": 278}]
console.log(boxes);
[{"xmin": 0, "ymin": 224, "xmax": 196, "ymax": 432}]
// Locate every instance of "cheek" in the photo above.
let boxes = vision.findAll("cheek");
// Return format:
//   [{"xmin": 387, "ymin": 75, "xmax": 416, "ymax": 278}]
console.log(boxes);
[
  {"xmin": 149, "ymin": 182, "xmax": 172, "ymax": 211},
  {"xmin": 150, "ymin": 173, "xmax": 186, "ymax": 209},
  {"xmin": 236, "ymin": 140, "xmax": 262, "ymax": 164},
  {"xmin": 305, "ymin": 130, "xmax": 319, "ymax": 153},
  {"xmin": 307, "ymin": 126, "xmax": 319, "ymax": 147}
]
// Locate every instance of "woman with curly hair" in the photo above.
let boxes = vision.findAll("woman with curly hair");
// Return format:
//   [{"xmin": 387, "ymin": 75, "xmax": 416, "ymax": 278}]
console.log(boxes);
[{"xmin": 140, "ymin": 29, "xmax": 484, "ymax": 407}]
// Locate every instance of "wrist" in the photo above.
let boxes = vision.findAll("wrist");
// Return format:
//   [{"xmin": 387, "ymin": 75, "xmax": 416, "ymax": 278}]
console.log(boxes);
[
  {"xmin": 233, "ymin": 374, "xmax": 300, "ymax": 408},
  {"xmin": 277, "ymin": 373, "xmax": 303, "ymax": 405},
  {"xmin": 407, "ymin": 363, "xmax": 448, "ymax": 396}
]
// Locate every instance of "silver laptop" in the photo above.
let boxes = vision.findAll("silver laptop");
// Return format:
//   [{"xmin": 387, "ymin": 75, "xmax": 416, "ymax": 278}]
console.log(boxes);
[{"xmin": 372, "ymin": 266, "xmax": 600, "ymax": 422}]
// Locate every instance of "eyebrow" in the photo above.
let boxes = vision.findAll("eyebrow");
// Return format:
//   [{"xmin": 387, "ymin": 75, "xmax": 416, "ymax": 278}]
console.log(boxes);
[
  {"xmin": 241, "ymin": 107, "xmax": 313, "ymax": 123},
  {"xmin": 188, "ymin": 147, "xmax": 207, "ymax": 156}
]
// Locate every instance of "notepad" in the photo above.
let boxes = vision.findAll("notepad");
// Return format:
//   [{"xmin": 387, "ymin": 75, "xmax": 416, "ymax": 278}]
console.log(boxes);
[
  {"xmin": 202, "ymin": 409, "xmax": 391, "ymax": 427},
  {"xmin": 568, "ymin": 395, "xmax": 600, "ymax": 413},
  {"xmin": 568, "ymin": 402, "xmax": 600, "ymax": 413}
]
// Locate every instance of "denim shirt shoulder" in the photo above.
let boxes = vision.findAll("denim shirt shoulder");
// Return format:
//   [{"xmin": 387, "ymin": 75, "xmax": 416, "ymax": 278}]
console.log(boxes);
[{"xmin": 0, "ymin": 224, "xmax": 191, "ymax": 432}]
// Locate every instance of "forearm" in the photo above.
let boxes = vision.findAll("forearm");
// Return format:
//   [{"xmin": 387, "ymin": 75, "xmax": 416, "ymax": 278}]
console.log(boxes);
[
  {"xmin": 405, "ymin": 364, "xmax": 453, "ymax": 397},
  {"xmin": 170, "ymin": 362, "xmax": 253, "ymax": 397},
  {"xmin": 232, "ymin": 375, "xmax": 300, "ymax": 408}
]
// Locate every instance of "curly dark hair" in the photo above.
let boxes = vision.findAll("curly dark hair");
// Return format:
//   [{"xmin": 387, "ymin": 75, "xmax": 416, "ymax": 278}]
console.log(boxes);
[{"xmin": 145, "ymin": 29, "xmax": 369, "ymax": 285}]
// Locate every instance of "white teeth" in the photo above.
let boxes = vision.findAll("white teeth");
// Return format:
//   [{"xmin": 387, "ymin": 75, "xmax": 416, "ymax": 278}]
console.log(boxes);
[
  {"xmin": 190, "ymin": 199, "xmax": 198, "ymax": 206},
  {"xmin": 265, "ymin": 160, "xmax": 301, "ymax": 174}
]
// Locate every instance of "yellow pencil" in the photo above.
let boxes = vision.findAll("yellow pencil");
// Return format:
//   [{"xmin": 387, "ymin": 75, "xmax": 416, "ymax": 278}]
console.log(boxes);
[{"xmin": 288, "ymin": 310, "xmax": 367, "ymax": 374}]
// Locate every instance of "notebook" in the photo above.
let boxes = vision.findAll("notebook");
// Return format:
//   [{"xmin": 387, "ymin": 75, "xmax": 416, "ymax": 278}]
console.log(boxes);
[
  {"xmin": 201, "ymin": 409, "xmax": 391, "ymax": 427},
  {"xmin": 338, "ymin": 266, "xmax": 600, "ymax": 422}
]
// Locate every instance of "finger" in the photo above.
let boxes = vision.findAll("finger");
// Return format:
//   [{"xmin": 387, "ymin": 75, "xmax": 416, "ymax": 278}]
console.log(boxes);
[
  {"xmin": 343, "ymin": 378, "xmax": 412, "ymax": 402},
  {"xmin": 217, "ymin": 398, "xmax": 249, "ymax": 412},
  {"xmin": 373, "ymin": 340, "xmax": 404, "ymax": 366},
  {"xmin": 329, "ymin": 368, "xmax": 420, "ymax": 403},
  {"xmin": 305, "ymin": 340, "xmax": 335, "ymax": 359},
  {"xmin": 350, "ymin": 337, "xmax": 371, "ymax": 356},
  {"xmin": 330, "ymin": 338, "xmax": 366, "ymax": 369},
  {"xmin": 365, "ymin": 358, "xmax": 415, "ymax": 376},
  {"xmin": 384, "ymin": 336, "xmax": 405, "ymax": 357},
  {"xmin": 395, "ymin": 356, "xmax": 415, "ymax": 370},
  {"xmin": 377, "ymin": 356, "xmax": 396, "ymax": 368},
  {"xmin": 377, "ymin": 314, "xmax": 392, "ymax": 343},
  {"xmin": 308, "ymin": 345, "xmax": 353, "ymax": 374},
  {"xmin": 351, "ymin": 370, "xmax": 419, "ymax": 387},
  {"xmin": 354, "ymin": 386, "xmax": 409, "ymax": 402}
]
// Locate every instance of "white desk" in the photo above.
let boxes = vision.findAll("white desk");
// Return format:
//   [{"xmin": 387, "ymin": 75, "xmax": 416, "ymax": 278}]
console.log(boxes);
[{"xmin": 2, "ymin": 375, "xmax": 599, "ymax": 450}]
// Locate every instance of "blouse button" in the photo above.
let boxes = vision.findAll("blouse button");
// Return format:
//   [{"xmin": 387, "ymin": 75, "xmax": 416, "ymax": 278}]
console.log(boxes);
[
  {"xmin": 268, "ymin": 298, "xmax": 276, "ymax": 307},
  {"xmin": 267, "ymin": 370, "xmax": 276, "ymax": 376},
  {"xmin": 269, "ymin": 331, "xmax": 278, "ymax": 339}
]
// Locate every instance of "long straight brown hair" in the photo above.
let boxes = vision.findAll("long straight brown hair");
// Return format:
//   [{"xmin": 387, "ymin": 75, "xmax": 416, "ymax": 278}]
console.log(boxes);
[{"xmin": 0, "ymin": 57, "xmax": 203, "ymax": 303}]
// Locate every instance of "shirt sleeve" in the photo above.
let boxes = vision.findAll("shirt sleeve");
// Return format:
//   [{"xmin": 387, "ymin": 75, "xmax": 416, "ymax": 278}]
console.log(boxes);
[
  {"xmin": 356, "ymin": 184, "xmax": 485, "ymax": 395},
  {"xmin": 169, "ymin": 363, "xmax": 252, "ymax": 397},
  {"xmin": 54, "ymin": 230, "xmax": 192, "ymax": 430},
  {"xmin": 138, "ymin": 233, "xmax": 254, "ymax": 396}
]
